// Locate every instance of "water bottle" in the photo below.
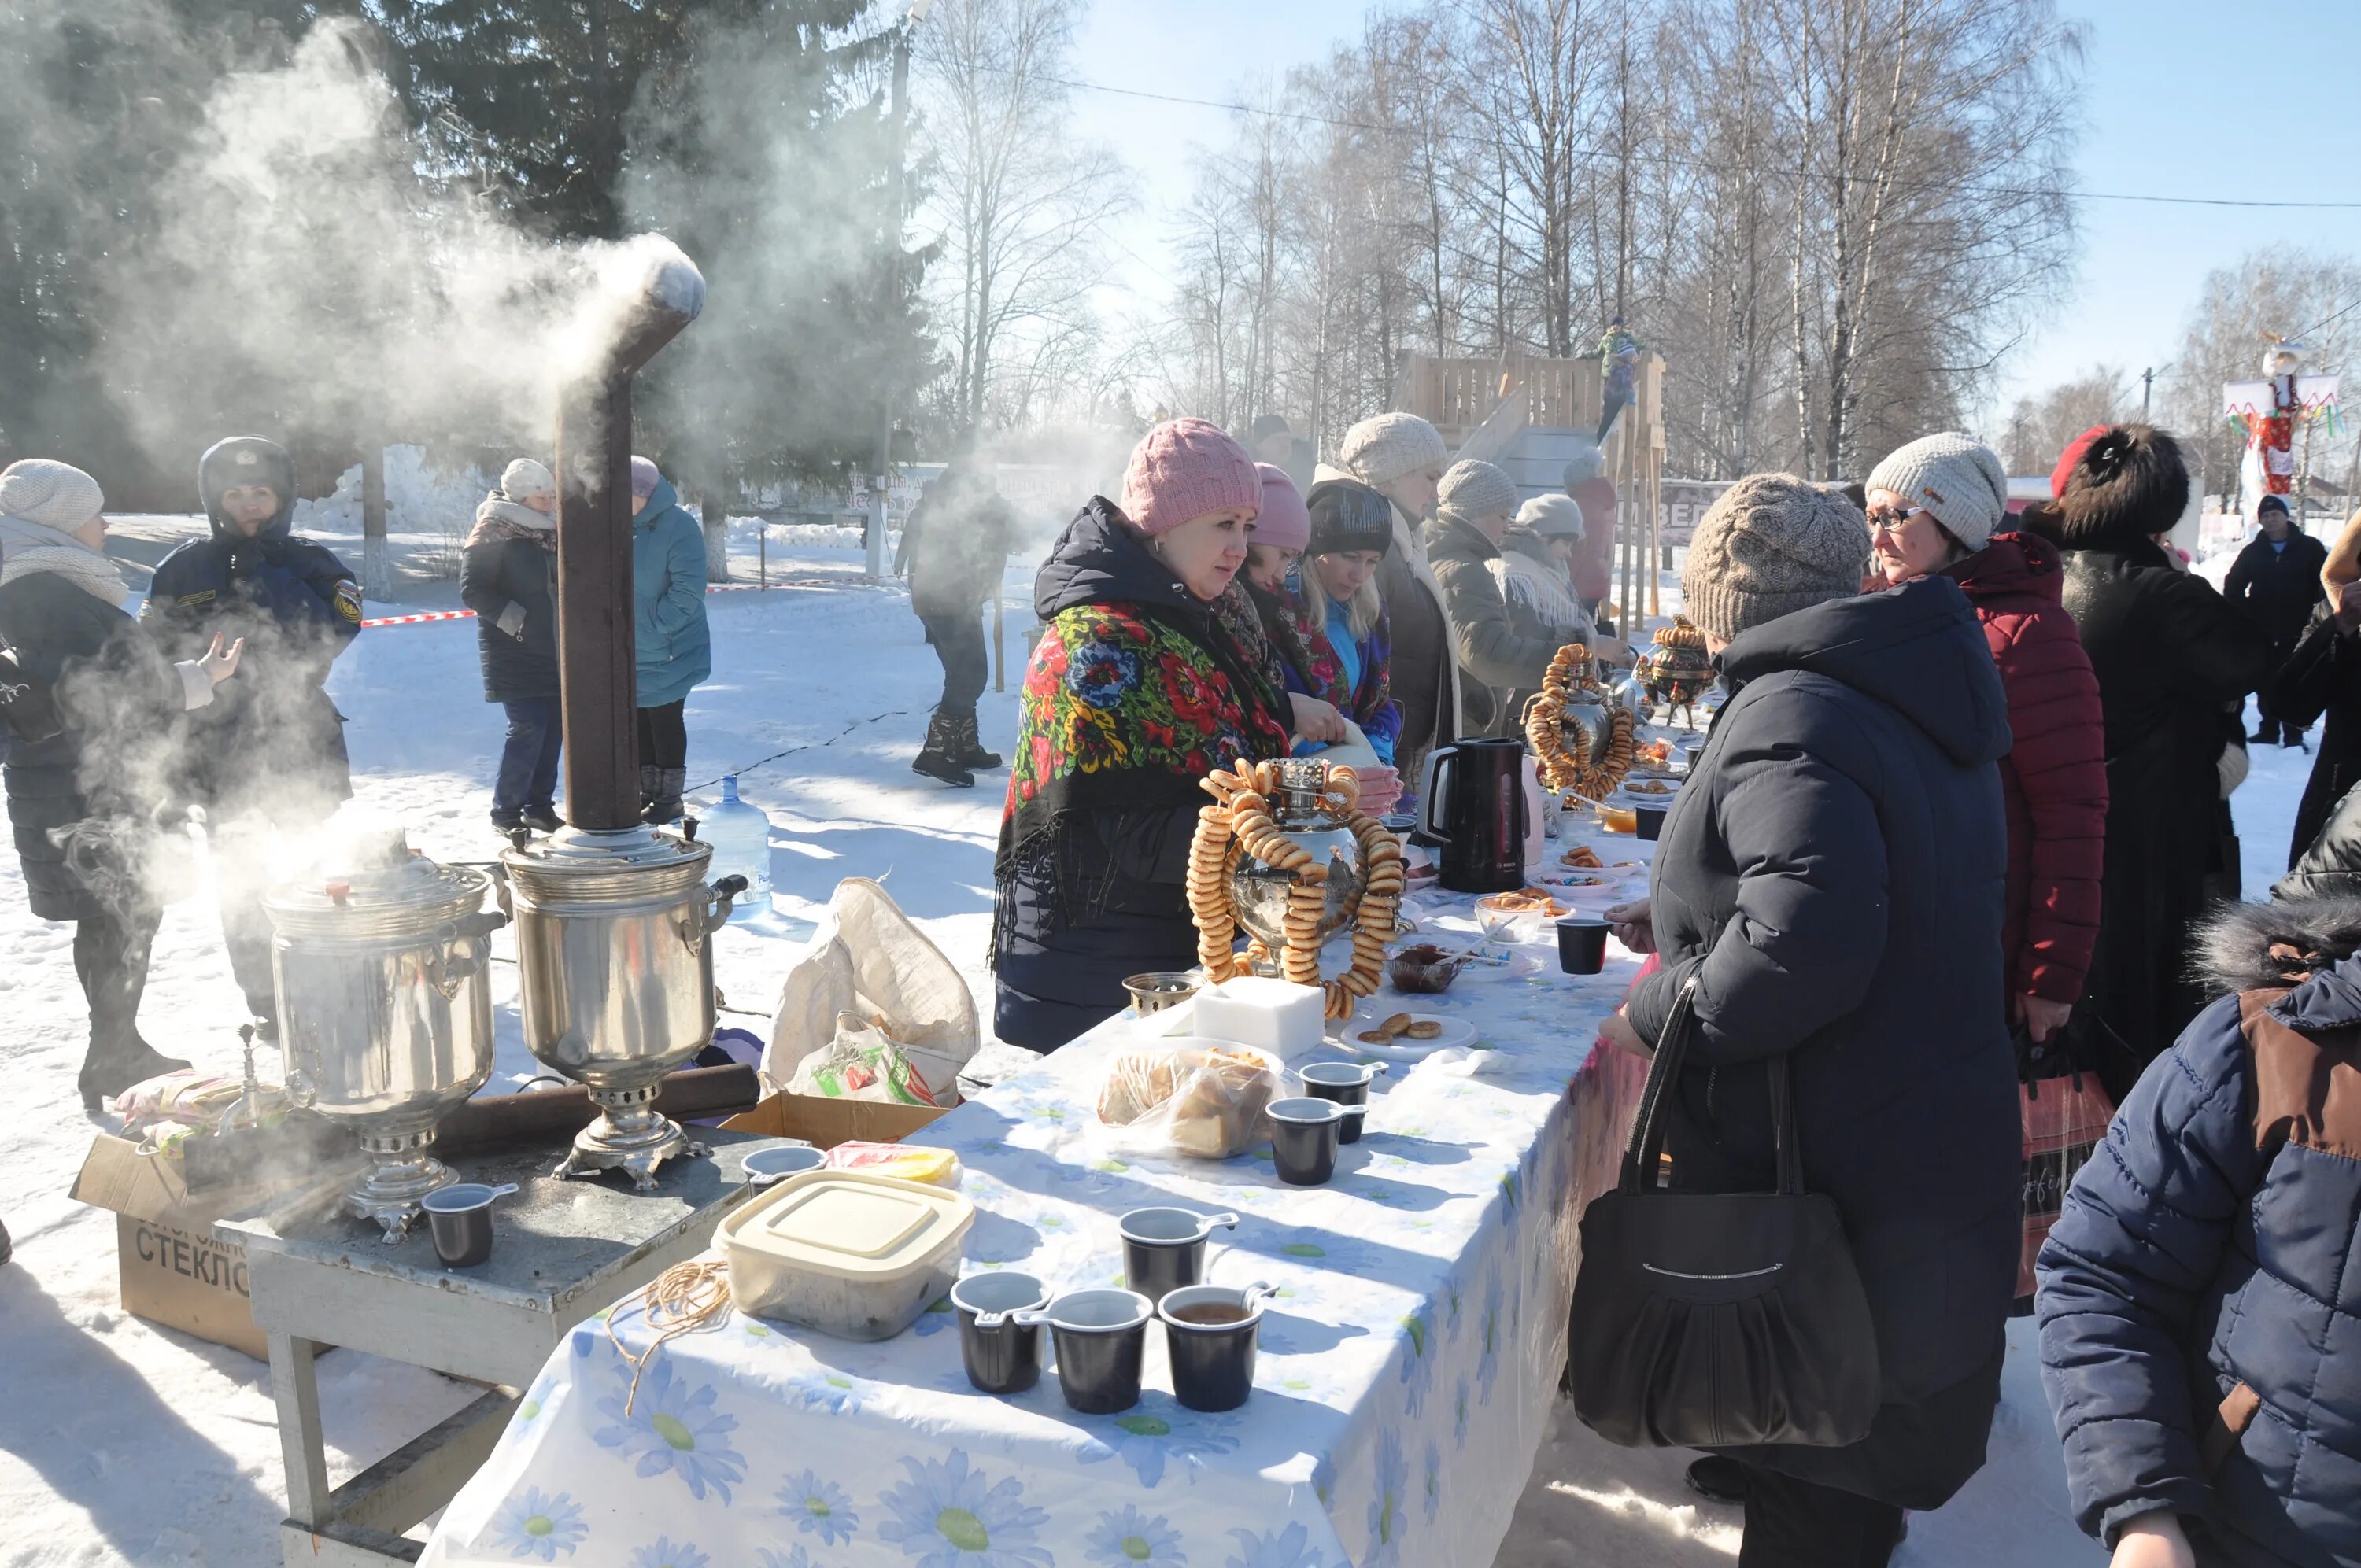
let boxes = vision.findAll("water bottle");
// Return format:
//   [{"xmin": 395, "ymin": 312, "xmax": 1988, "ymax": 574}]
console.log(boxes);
[{"xmin": 700, "ymin": 775, "xmax": 772, "ymax": 921}]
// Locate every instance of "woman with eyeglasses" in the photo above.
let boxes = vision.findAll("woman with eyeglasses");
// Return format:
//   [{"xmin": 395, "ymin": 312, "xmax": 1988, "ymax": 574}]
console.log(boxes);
[{"xmin": 1864, "ymin": 434, "xmax": 2108, "ymax": 1080}]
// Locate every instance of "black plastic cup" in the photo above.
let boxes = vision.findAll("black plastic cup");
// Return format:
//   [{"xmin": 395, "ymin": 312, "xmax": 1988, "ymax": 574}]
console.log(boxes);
[
  {"xmin": 1018, "ymin": 1289, "xmax": 1153, "ymax": 1415},
  {"xmin": 420, "ymin": 1182, "xmax": 511, "ymax": 1268},
  {"xmin": 1158, "ymin": 1282, "xmax": 1274, "ymax": 1413},
  {"xmin": 1267, "ymin": 1097, "xmax": 1363, "ymax": 1186},
  {"xmin": 1118, "ymin": 1208, "xmax": 1239, "ymax": 1304},
  {"xmin": 1298, "ymin": 1061, "xmax": 1387, "ymax": 1144},
  {"xmin": 1556, "ymin": 916, "xmax": 1611, "ymax": 976},
  {"xmin": 1635, "ymin": 805, "xmax": 1668, "ymax": 841},
  {"xmin": 951, "ymin": 1272, "xmax": 1051, "ymax": 1395}
]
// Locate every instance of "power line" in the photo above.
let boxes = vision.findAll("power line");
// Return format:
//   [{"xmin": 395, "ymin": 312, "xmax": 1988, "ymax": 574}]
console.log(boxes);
[{"xmin": 1036, "ymin": 72, "xmax": 2361, "ymax": 213}]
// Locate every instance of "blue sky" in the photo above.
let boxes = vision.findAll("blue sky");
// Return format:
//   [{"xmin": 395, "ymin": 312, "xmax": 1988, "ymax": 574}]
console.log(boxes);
[{"xmin": 1059, "ymin": 0, "xmax": 2361, "ymax": 419}]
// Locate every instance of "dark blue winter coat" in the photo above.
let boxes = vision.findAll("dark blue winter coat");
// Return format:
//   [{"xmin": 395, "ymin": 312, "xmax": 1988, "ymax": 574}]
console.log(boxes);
[
  {"xmin": 2039, "ymin": 898, "xmax": 2361, "ymax": 1567},
  {"xmin": 144, "ymin": 438, "xmax": 360, "ymax": 811},
  {"xmin": 1622, "ymin": 576, "xmax": 2022, "ymax": 1510}
]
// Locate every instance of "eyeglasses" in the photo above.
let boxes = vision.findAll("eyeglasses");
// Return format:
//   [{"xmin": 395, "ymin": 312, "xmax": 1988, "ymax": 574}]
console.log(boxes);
[{"xmin": 1866, "ymin": 506, "xmax": 1930, "ymax": 535}]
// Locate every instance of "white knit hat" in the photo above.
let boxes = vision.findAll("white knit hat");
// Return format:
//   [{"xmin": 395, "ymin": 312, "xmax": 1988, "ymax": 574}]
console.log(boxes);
[
  {"xmin": 1338, "ymin": 413, "xmax": 1447, "ymax": 488},
  {"xmin": 1517, "ymin": 493, "xmax": 1586, "ymax": 540},
  {"xmin": 1865, "ymin": 432, "xmax": 2007, "ymax": 552},
  {"xmin": 501, "ymin": 458, "xmax": 556, "ymax": 500},
  {"xmin": 0, "ymin": 459, "xmax": 105, "ymax": 534},
  {"xmin": 1437, "ymin": 459, "xmax": 1518, "ymax": 524}
]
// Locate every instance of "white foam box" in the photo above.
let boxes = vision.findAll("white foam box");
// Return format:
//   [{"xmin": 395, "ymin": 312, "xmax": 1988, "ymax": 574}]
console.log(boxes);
[{"xmin": 1191, "ymin": 976, "xmax": 1326, "ymax": 1059}]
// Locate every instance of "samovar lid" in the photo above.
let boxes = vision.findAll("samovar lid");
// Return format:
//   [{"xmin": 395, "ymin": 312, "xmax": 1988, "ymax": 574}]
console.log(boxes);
[
  {"xmin": 497, "ymin": 822, "xmax": 714, "ymax": 903},
  {"xmin": 262, "ymin": 828, "xmax": 490, "ymax": 939}
]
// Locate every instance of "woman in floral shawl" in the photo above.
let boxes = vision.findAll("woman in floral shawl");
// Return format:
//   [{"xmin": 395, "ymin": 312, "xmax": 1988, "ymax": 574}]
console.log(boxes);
[
  {"xmin": 993, "ymin": 421, "xmax": 1295, "ymax": 1050},
  {"xmin": 1283, "ymin": 479, "xmax": 1402, "ymax": 769}
]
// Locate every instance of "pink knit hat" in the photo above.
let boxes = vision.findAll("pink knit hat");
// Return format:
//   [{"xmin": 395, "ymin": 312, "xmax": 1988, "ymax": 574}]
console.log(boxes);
[
  {"xmin": 1251, "ymin": 463, "xmax": 1310, "ymax": 552},
  {"xmin": 1119, "ymin": 419, "xmax": 1261, "ymax": 537}
]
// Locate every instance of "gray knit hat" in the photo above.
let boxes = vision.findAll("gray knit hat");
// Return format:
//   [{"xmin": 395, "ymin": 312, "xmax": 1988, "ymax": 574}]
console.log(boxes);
[
  {"xmin": 1436, "ymin": 459, "xmax": 1518, "ymax": 525},
  {"xmin": 1680, "ymin": 473, "xmax": 1868, "ymax": 642},
  {"xmin": 1864, "ymin": 431, "xmax": 2007, "ymax": 552},
  {"xmin": 1338, "ymin": 412, "xmax": 1447, "ymax": 488},
  {"xmin": 501, "ymin": 458, "xmax": 556, "ymax": 500},
  {"xmin": 0, "ymin": 459, "xmax": 105, "ymax": 534},
  {"xmin": 1516, "ymin": 493, "xmax": 1586, "ymax": 540}
]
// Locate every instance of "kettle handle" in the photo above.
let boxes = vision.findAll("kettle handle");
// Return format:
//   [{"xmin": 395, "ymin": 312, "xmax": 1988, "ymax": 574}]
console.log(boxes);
[{"xmin": 1419, "ymin": 745, "xmax": 1458, "ymax": 843}]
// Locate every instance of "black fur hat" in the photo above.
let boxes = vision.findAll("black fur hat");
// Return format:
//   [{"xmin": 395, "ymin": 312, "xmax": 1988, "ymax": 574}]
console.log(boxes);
[{"xmin": 2049, "ymin": 423, "xmax": 2189, "ymax": 552}]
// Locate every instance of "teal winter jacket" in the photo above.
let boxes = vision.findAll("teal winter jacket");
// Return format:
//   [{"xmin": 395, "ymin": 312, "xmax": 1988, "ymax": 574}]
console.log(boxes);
[{"xmin": 632, "ymin": 478, "xmax": 711, "ymax": 708}]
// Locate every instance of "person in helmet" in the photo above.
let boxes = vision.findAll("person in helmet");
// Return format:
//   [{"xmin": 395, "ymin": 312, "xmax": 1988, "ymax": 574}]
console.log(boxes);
[{"xmin": 144, "ymin": 437, "xmax": 361, "ymax": 1035}]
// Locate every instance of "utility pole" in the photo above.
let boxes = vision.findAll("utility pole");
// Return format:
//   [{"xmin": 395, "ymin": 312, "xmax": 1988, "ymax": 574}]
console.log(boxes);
[{"xmin": 869, "ymin": 1, "xmax": 930, "ymax": 581}]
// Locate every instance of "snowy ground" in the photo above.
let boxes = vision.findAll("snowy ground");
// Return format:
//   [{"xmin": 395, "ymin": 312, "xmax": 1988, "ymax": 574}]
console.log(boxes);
[{"xmin": 0, "ymin": 521, "xmax": 2299, "ymax": 1566}]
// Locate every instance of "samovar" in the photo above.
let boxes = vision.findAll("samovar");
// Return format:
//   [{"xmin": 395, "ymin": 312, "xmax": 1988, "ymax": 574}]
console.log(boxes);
[
  {"xmin": 1226, "ymin": 758, "xmax": 1371, "ymax": 954},
  {"xmin": 262, "ymin": 829, "xmax": 508, "ymax": 1241}
]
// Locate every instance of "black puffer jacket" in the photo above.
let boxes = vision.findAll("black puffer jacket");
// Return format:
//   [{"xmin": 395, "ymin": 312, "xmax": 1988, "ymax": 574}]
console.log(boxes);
[
  {"xmin": 0, "ymin": 571, "xmax": 192, "ymax": 922},
  {"xmin": 458, "ymin": 533, "xmax": 558, "ymax": 703},
  {"xmin": 2060, "ymin": 541, "xmax": 2269, "ymax": 1096},
  {"xmin": 2274, "ymin": 603, "xmax": 2361, "ymax": 866},
  {"xmin": 1623, "ymin": 577, "xmax": 2019, "ymax": 1511}
]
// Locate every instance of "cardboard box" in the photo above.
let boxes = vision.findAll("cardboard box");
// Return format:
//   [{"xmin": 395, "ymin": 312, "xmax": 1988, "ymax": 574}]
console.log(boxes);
[
  {"xmin": 69, "ymin": 1133, "xmax": 282, "ymax": 1360},
  {"xmin": 721, "ymin": 1090, "xmax": 948, "ymax": 1148}
]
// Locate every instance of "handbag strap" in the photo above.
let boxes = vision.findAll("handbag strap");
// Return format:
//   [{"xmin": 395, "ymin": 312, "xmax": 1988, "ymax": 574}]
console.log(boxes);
[{"xmin": 1617, "ymin": 972, "xmax": 1804, "ymax": 1197}]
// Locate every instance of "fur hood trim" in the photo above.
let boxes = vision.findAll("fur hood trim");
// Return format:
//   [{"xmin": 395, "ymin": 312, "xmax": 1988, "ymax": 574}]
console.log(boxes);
[{"xmin": 2189, "ymin": 895, "xmax": 2361, "ymax": 996}]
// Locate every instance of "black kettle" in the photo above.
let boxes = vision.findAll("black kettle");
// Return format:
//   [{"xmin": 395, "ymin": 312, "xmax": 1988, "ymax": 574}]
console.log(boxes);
[{"xmin": 1417, "ymin": 737, "xmax": 1529, "ymax": 893}]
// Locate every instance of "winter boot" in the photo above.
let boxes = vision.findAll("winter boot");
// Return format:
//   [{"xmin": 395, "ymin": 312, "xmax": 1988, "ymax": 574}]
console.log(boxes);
[
  {"xmin": 78, "ymin": 1037, "xmax": 192, "ymax": 1115},
  {"xmin": 639, "ymin": 764, "xmax": 662, "ymax": 817},
  {"xmin": 2285, "ymin": 726, "xmax": 2307, "ymax": 750},
  {"xmin": 643, "ymin": 768, "xmax": 687, "ymax": 825},
  {"xmin": 1683, "ymin": 1455, "xmax": 1747, "ymax": 1505},
  {"xmin": 490, "ymin": 808, "xmax": 523, "ymax": 835},
  {"xmin": 521, "ymin": 804, "xmax": 563, "ymax": 835},
  {"xmin": 911, "ymin": 713, "xmax": 976, "ymax": 788},
  {"xmin": 955, "ymin": 714, "xmax": 1003, "ymax": 770}
]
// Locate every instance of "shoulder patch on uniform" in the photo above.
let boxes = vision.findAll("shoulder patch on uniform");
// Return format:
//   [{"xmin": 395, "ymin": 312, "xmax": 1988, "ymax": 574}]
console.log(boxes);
[
  {"xmin": 333, "ymin": 581, "xmax": 364, "ymax": 623},
  {"xmin": 176, "ymin": 590, "xmax": 217, "ymax": 607}
]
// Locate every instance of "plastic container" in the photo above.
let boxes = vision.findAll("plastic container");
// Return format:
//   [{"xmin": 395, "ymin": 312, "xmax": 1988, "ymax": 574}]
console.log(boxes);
[
  {"xmin": 700, "ymin": 776, "xmax": 772, "ymax": 921},
  {"xmin": 719, "ymin": 1168, "xmax": 975, "ymax": 1340}
]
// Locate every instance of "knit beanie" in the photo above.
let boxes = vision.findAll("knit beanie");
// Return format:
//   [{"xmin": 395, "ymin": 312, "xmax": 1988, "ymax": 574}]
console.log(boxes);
[
  {"xmin": 502, "ymin": 458, "xmax": 556, "ymax": 500},
  {"xmin": 1248, "ymin": 413, "xmax": 1291, "ymax": 444},
  {"xmin": 1865, "ymin": 431, "xmax": 2008, "ymax": 551},
  {"xmin": 1516, "ymin": 493, "xmax": 1586, "ymax": 541},
  {"xmin": 1338, "ymin": 412, "xmax": 1447, "ymax": 489},
  {"xmin": 1306, "ymin": 479, "xmax": 1395, "ymax": 559},
  {"xmin": 1561, "ymin": 441, "xmax": 1607, "ymax": 489},
  {"xmin": 630, "ymin": 456, "xmax": 663, "ymax": 497},
  {"xmin": 1680, "ymin": 473, "xmax": 1868, "ymax": 643},
  {"xmin": 1436, "ymin": 459, "xmax": 1518, "ymax": 526},
  {"xmin": 1252, "ymin": 463, "xmax": 1310, "ymax": 552},
  {"xmin": 0, "ymin": 459, "xmax": 105, "ymax": 534},
  {"xmin": 2259, "ymin": 493, "xmax": 2290, "ymax": 520},
  {"xmin": 1119, "ymin": 418, "xmax": 1262, "ymax": 537},
  {"xmin": 2049, "ymin": 424, "xmax": 2190, "ymax": 552}
]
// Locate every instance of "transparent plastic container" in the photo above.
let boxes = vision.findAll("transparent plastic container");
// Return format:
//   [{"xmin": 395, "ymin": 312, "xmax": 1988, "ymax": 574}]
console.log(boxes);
[{"xmin": 700, "ymin": 775, "xmax": 772, "ymax": 921}]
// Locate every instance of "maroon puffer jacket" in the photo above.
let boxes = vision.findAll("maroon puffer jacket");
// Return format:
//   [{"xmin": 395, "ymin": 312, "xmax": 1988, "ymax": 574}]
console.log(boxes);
[{"xmin": 1946, "ymin": 533, "xmax": 2108, "ymax": 1005}]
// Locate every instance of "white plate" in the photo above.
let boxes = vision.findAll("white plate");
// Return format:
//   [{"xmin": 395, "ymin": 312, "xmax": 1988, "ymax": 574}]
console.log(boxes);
[{"xmin": 1330, "ymin": 1011, "xmax": 1478, "ymax": 1058}]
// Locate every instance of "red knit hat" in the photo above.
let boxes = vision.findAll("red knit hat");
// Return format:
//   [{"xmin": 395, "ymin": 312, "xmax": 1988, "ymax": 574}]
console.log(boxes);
[
  {"xmin": 1120, "ymin": 419, "xmax": 1262, "ymax": 537},
  {"xmin": 2049, "ymin": 425, "xmax": 2109, "ymax": 499}
]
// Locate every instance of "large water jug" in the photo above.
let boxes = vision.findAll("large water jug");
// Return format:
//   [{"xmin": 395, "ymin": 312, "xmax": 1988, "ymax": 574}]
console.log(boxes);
[{"xmin": 700, "ymin": 776, "xmax": 773, "ymax": 921}]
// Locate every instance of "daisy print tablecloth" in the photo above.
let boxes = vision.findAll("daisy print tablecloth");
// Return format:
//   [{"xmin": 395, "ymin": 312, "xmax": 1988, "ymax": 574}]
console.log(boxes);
[{"xmin": 421, "ymin": 898, "xmax": 1643, "ymax": 1568}]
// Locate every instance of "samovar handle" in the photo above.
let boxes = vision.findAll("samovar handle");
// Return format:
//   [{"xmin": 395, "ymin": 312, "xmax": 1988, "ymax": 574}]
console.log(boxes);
[
  {"xmin": 424, "ymin": 911, "xmax": 511, "ymax": 998},
  {"xmin": 678, "ymin": 875, "xmax": 749, "ymax": 953}
]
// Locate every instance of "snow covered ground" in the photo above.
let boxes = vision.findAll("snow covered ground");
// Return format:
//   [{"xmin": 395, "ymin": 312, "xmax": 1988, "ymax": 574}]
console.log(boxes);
[{"xmin": 0, "ymin": 522, "xmax": 2300, "ymax": 1565}]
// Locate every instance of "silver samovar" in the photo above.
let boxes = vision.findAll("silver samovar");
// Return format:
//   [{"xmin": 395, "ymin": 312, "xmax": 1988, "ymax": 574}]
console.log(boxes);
[
  {"xmin": 262, "ymin": 830, "xmax": 508, "ymax": 1241},
  {"xmin": 495, "ymin": 825, "xmax": 743, "ymax": 1187},
  {"xmin": 1227, "ymin": 758, "xmax": 1372, "ymax": 955}
]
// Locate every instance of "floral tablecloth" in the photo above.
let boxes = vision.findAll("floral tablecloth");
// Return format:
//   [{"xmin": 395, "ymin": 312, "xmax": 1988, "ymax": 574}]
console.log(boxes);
[{"xmin": 420, "ymin": 887, "xmax": 1647, "ymax": 1568}]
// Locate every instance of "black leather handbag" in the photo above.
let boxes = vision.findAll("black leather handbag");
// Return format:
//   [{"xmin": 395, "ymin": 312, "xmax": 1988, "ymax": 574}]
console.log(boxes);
[{"xmin": 1569, "ymin": 978, "xmax": 1881, "ymax": 1450}]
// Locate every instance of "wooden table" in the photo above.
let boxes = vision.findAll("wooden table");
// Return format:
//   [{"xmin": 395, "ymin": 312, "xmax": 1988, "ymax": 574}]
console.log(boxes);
[{"xmin": 218, "ymin": 1129, "xmax": 781, "ymax": 1567}]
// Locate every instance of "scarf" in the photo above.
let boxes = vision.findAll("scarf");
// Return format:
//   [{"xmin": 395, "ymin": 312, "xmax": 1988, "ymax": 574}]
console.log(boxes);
[
  {"xmin": 1279, "ymin": 587, "xmax": 1397, "ymax": 745},
  {"xmin": 466, "ymin": 494, "xmax": 557, "ymax": 552},
  {"xmin": 996, "ymin": 588, "xmax": 1292, "ymax": 939},
  {"xmin": 0, "ymin": 515, "xmax": 128, "ymax": 607}
]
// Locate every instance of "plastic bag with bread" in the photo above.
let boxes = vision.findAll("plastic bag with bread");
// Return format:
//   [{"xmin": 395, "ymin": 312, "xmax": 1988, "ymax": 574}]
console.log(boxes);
[{"xmin": 1095, "ymin": 1042, "xmax": 1284, "ymax": 1160}]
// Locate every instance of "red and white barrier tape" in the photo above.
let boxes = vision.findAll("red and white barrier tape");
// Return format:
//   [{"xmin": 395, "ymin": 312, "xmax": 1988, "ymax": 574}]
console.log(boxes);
[{"xmin": 357, "ymin": 576, "xmax": 881, "ymax": 629}]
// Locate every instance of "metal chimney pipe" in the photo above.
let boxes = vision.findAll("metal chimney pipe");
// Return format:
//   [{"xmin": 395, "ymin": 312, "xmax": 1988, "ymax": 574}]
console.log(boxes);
[{"xmin": 554, "ymin": 249, "xmax": 706, "ymax": 831}]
